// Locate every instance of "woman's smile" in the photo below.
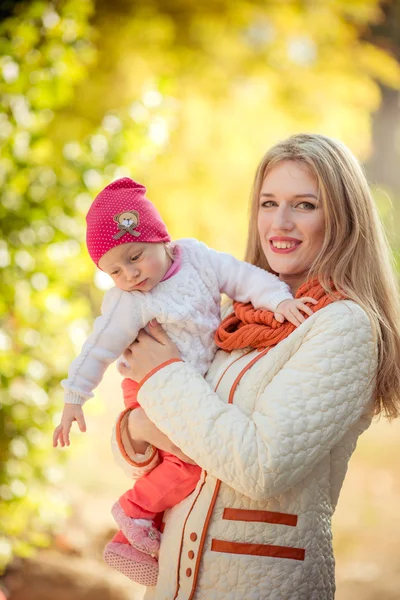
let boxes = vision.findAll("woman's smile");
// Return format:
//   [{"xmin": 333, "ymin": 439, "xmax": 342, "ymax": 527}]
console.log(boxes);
[{"xmin": 269, "ymin": 236, "xmax": 302, "ymax": 253}]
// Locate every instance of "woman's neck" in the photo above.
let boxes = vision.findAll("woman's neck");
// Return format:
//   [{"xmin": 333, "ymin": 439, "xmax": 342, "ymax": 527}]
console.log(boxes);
[{"xmin": 279, "ymin": 273, "xmax": 308, "ymax": 297}]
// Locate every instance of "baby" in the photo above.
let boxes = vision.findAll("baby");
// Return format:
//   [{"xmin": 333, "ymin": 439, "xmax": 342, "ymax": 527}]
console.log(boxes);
[{"xmin": 53, "ymin": 177, "xmax": 314, "ymax": 586}]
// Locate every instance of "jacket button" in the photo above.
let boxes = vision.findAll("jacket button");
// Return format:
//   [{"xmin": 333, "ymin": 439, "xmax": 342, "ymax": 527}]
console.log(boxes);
[
  {"xmin": 186, "ymin": 568, "xmax": 192, "ymax": 577},
  {"xmin": 188, "ymin": 550, "xmax": 194, "ymax": 559},
  {"xmin": 190, "ymin": 533, "xmax": 197, "ymax": 541}
]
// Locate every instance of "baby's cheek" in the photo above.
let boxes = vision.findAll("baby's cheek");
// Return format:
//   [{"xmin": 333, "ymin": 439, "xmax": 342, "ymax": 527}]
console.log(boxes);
[{"xmin": 148, "ymin": 257, "xmax": 165, "ymax": 277}]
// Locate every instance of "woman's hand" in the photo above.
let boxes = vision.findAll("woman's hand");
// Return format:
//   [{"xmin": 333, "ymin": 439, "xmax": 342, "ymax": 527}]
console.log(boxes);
[
  {"xmin": 118, "ymin": 319, "xmax": 181, "ymax": 383},
  {"xmin": 128, "ymin": 408, "xmax": 197, "ymax": 465},
  {"xmin": 119, "ymin": 320, "xmax": 196, "ymax": 464}
]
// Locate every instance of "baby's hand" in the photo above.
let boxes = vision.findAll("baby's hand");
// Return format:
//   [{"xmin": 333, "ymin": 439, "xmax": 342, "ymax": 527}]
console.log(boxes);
[
  {"xmin": 52, "ymin": 403, "xmax": 87, "ymax": 448},
  {"xmin": 274, "ymin": 297, "xmax": 318, "ymax": 327}
]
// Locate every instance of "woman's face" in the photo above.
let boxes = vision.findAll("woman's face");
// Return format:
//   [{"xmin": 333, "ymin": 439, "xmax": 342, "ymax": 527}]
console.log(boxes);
[{"xmin": 257, "ymin": 160, "xmax": 325, "ymax": 293}]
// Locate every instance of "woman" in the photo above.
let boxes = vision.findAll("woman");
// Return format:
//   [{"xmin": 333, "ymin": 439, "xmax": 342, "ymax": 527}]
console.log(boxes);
[{"xmin": 116, "ymin": 133, "xmax": 400, "ymax": 599}]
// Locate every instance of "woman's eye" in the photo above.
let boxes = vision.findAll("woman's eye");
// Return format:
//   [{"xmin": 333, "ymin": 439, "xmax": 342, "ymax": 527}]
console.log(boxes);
[
  {"xmin": 260, "ymin": 200, "xmax": 276, "ymax": 208},
  {"xmin": 297, "ymin": 201, "xmax": 316, "ymax": 210}
]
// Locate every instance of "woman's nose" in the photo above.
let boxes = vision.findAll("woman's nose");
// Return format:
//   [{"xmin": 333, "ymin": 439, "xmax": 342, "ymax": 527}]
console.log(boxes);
[{"xmin": 272, "ymin": 206, "xmax": 293, "ymax": 231}]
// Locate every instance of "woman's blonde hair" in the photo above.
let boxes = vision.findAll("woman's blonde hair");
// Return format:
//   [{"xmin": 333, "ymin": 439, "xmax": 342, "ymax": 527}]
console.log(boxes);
[{"xmin": 245, "ymin": 133, "xmax": 400, "ymax": 419}]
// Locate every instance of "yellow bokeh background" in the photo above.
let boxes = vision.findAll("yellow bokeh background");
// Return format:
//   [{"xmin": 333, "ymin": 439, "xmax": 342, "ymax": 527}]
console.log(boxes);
[{"xmin": 1, "ymin": 1, "xmax": 400, "ymax": 599}]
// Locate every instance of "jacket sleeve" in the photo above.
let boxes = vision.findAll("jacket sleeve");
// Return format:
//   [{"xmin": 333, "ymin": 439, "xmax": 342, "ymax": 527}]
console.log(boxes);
[
  {"xmin": 136, "ymin": 302, "xmax": 376, "ymax": 501},
  {"xmin": 61, "ymin": 288, "xmax": 146, "ymax": 405},
  {"xmin": 111, "ymin": 411, "xmax": 161, "ymax": 481},
  {"xmin": 204, "ymin": 244, "xmax": 293, "ymax": 311}
]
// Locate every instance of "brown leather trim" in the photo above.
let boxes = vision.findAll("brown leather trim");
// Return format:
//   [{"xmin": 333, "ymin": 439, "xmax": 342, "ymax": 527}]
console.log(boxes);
[
  {"xmin": 223, "ymin": 508, "xmax": 297, "ymax": 527},
  {"xmin": 211, "ymin": 539, "xmax": 305, "ymax": 561},
  {"xmin": 185, "ymin": 347, "xmax": 272, "ymax": 599},
  {"xmin": 173, "ymin": 473, "xmax": 208, "ymax": 600},
  {"xmin": 116, "ymin": 408, "xmax": 157, "ymax": 467},
  {"xmin": 228, "ymin": 347, "xmax": 270, "ymax": 404},
  {"xmin": 187, "ymin": 479, "xmax": 222, "ymax": 600},
  {"xmin": 213, "ymin": 349, "xmax": 253, "ymax": 392},
  {"xmin": 137, "ymin": 358, "xmax": 183, "ymax": 394},
  {"xmin": 176, "ymin": 351, "xmax": 239, "ymax": 599}
]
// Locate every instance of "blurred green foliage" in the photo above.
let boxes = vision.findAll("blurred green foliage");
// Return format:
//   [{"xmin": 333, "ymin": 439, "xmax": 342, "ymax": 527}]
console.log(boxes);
[
  {"xmin": 0, "ymin": 0, "xmax": 179, "ymax": 571},
  {"xmin": 0, "ymin": 0, "xmax": 95, "ymax": 569},
  {"xmin": 1, "ymin": 0, "xmax": 400, "ymax": 572}
]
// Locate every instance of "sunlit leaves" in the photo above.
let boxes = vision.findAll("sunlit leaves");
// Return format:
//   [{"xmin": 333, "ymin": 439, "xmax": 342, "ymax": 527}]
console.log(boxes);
[
  {"xmin": 0, "ymin": 0, "xmax": 95, "ymax": 572},
  {"xmin": 0, "ymin": 1, "xmax": 179, "ymax": 571}
]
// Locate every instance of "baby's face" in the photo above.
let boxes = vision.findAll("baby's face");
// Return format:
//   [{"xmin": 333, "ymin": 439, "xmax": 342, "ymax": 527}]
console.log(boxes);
[{"xmin": 98, "ymin": 242, "xmax": 172, "ymax": 292}]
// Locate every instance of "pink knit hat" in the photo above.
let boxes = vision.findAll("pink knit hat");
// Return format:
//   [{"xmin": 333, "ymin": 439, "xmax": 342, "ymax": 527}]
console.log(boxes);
[{"xmin": 86, "ymin": 177, "xmax": 171, "ymax": 267}]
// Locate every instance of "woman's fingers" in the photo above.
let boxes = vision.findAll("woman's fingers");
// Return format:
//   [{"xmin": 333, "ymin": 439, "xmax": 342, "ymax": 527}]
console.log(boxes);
[
  {"xmin": 124, "ymin": 328, "xmax": 153, "ymax": 355},
  {"xmin": 121, "ymin": 323, "xmax": 181, "ymax": 380},
  {"xmin": 127, "ymin": 322, "xmax": 179, "ymax": 357},
  {"xmin": 117, "ymin": 360, "xmax": 131, "ymax": 376},
  {"xmin": 148, "ymin": 319, "xmax": 171, "ymax": 345}
]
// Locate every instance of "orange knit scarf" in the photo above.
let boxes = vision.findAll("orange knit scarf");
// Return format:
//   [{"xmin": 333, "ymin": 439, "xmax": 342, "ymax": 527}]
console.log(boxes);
[{"xmin": 215, "ymin": 279, "xmax": 341, "ymax": 352}]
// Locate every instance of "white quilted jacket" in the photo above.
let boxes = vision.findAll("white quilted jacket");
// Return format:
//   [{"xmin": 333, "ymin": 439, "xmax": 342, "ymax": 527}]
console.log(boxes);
[{"xmin": 126, "ymin": 300, "xmax": 376, "ymax": 600}]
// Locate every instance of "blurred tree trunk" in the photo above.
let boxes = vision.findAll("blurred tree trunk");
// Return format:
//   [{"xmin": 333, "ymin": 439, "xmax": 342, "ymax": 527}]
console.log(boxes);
[
  {"xmin": 0, "ymin": 0, "xmax": 25, "ymax": 21},
  {"xmin": 367, "ymin": 83, "xmax": 400, "ymax": 190},
  {"xmin": 365, "ymin": 0, "xmax": 400, "ymax": 193}
]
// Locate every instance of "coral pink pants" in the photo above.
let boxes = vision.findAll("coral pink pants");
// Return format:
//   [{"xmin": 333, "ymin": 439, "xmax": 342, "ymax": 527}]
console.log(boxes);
[{"xmin": 119, "ymin": 379, "xmax": 201, "ymax": 523}]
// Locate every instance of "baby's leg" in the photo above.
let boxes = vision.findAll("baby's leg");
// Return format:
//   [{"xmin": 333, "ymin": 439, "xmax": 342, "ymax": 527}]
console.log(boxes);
[
  {"xmin": 113, "ymin": 452, "xmax": 202, "ymax": 557},
  {"xmin": 104, "ymin": 377, "xmax": 162, "ymax": 585},
  {"xmin": 121, "ymin": 377, "xmax": 140, "ymax": 409},
  {"xmin": 121, "ymin": 450, "xmax": 202, "ymax": 516}
]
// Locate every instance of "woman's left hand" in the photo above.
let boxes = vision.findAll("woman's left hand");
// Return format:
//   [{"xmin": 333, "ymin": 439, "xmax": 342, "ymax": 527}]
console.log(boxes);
[{"xmin": 118, "ymin": 319, "xmax": 181, "ymax": 382}]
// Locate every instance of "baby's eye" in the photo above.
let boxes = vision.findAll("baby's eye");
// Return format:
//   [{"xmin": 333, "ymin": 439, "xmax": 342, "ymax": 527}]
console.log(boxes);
[
  {"xmin": 111, "ymin": 270, "xmax": 120, "ymax": 276},
  {"xmin": 131, "ymin": 253, "xmax": 141, "ymax": 262}
]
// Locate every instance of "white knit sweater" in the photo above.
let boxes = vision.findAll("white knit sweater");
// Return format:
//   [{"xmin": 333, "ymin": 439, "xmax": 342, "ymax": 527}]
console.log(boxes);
[{"xmin": 61, "ymin": 238, "xmax": 292, "ymax": 405}]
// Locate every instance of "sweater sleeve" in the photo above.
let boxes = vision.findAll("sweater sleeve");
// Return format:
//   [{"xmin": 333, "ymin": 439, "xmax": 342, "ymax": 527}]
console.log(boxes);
[
  {"xmin": 136, "ymin": 302, "xmax": 376, "ymax": 501},
  {"xmin": 202, "ymin": 243, "xmax": 293, "ymax": 311},
  {"xmin": 61, "ymin": 288, "xmax": 146, "ymax": 405}
]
